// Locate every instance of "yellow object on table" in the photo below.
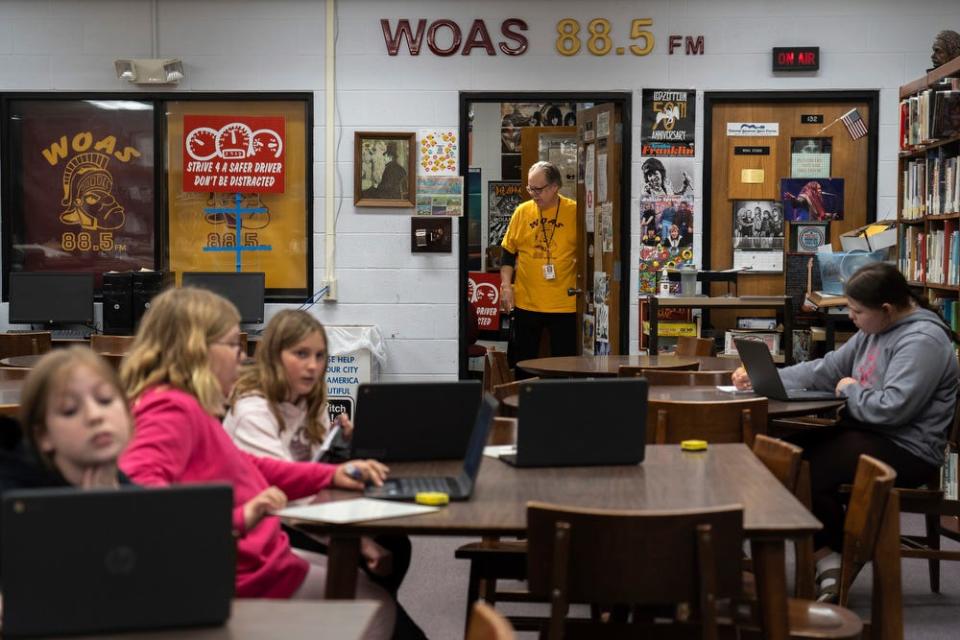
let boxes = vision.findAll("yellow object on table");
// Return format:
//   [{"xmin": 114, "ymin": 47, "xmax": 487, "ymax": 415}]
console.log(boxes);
[
  {"xmin": 680, "ymin": 440, "xmax": 708, "ymax": 451},
  {"xmin": 415, "ymin": 492, "xmax": 450, "ymax": 506}
]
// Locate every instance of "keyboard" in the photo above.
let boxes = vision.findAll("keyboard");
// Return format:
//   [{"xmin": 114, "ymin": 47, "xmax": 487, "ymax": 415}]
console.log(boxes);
[
  {"xmin": 394, "ymin": 476, "xmax": 459, "ymax": 495},
  {"xmin": 51, "ymin": 330, "xmax": 95, "ymax": 340}
]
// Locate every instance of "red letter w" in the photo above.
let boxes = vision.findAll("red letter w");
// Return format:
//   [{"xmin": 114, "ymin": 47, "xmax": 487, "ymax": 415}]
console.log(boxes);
[{"xmin": 381, "ymin": 19, "xmax": 427, "ymax": 56}]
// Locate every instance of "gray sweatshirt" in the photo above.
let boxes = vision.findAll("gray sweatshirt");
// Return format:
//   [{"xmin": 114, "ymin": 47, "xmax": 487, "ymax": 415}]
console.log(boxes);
[{"xmin": 780, "ymin": 308, "xmax": 958, "ymax": 467}]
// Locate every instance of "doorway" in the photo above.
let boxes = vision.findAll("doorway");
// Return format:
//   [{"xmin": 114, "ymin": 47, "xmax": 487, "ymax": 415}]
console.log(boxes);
[{"xmin": 458, "ymin": 92, "xmax": 632, "ymax": 379}]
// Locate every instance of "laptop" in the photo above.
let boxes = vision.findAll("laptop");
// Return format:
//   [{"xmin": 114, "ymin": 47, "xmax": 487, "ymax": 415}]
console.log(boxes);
[
  {"xmin": 365, "ymin": 393, "xmax": 497, "ymax": 501},
  {"xmin": 734, "ymin": 338, "xmax": 837, "ymax": 401},
  {"xmin": 351, "ymin": 381, "xmax": 482, "ymax": 461},
  {"xmin": 1, "ymin": 485, "xmax": 234, "ymax": 638},
  {"xmin": 500, "ymin": 378, "xmax": 647, "ymax": 467}
]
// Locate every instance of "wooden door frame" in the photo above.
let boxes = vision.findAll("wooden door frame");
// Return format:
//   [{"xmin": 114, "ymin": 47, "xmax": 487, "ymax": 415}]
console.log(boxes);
[
  {"xmin": 702, "ymin": 90, "xmax": 879, "ymax": 268},
  {"xmin": 458, "ymin": 91, "xmax": 633, "ymax": 379}
]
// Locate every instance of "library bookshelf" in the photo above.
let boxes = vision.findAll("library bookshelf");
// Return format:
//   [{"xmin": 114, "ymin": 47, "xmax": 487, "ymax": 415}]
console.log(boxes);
[{"xmin": 897, "ymin": 54, "xmax": 960, "ymax": 544}]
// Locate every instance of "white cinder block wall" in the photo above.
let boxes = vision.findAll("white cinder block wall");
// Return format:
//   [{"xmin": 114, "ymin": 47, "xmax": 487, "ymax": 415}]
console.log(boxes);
[{"xmin": 0, "ymin": 0, "xmax": 957, "ymax": 377}]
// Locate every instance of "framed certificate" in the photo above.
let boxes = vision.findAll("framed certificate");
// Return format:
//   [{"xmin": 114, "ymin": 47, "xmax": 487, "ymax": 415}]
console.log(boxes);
[{"xmin": 790, "ymin": 221, "xmax": 829, "ymax": 254}]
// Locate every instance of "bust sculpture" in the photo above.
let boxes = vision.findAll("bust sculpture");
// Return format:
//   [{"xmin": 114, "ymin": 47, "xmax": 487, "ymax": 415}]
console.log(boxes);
[{"xmin": 931, "ymin": 30, "xmax": 960, "ymax": 68}]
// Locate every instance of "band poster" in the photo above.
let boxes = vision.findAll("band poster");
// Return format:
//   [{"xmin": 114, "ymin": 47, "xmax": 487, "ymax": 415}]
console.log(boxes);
[
  {"xmin": 641, "ymin": 89, "xmax": 696, "ymax": 157},
  {"xmin": 10, "ymin": 99, "xmax": 156, "ymax": 280}
]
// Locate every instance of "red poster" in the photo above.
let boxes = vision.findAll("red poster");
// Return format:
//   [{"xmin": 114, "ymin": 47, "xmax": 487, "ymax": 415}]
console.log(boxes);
[
  {"xmin": 183, "ymin": 115, "xmax": 285, "ymax": 193},
  {"xmin": 468, "ymin": 271, "xmax": 501, "ymax": 331}
]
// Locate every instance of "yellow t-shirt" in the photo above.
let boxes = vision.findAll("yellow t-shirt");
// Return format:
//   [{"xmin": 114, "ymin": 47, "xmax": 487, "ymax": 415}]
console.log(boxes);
[{"xmin": 501, "ymin": 195, "xmax": 578, "ymax": 313}]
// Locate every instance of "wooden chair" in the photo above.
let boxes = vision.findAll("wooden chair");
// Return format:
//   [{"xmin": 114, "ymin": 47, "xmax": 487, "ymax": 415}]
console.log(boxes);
[
  {"xmin": 783, "ymin": 455, "xmax": 900, "ymax": 639},
  {"xmin": 526, "ymin": 501, "xmax": 744, "ymax": 639},
  {"xmin": 89, "ymin": 334, "xmax": 136, "ymax": 354},
  {"xmin": 748, "ymin": 436, "xmax": 815, "ymax": 598},
  {"xmin": 626, "ymin": 369, "xmax": 733, "ymax": 386},
  {"xmin": 466, "ymin": 601, "xmax": 516, "ymax": 640},
  {"xmin": 648, "ymin": 397, "xmax": 767, "ymax": 446},
  {"xmin": 487, "ymin": 350, "xmax": 513, "ymax": 389},
  {"xmin": 100, "ymin": 353, "xmax": 125, "ymax": 371},
  {"xmin": 0, "ymin": 332, "xmax": 52, "ymax": 361},
  {"xmin": 488, "ymin": 417, "xmax": 517, "ymax": 446},
  {"xmin": 619, "ymin": 361, "xmax": 699, "ymax": 376},
  {"xmin": 897, "ymin": 390, "xmax": 960, "ymax": 593},
  {"xmin": 676, "ymin": 336, "xmax": 715, "ymax": 357}
]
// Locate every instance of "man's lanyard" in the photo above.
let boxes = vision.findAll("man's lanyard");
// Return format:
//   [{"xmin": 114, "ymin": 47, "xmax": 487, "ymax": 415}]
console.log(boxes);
[{"xmin": 539, "ymin": 200, "xmax": 561, "ymax": 265}]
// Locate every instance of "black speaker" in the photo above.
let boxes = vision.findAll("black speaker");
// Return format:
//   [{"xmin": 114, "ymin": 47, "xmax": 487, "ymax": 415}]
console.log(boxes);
[
  {"xmin": 132, "ymin": 271, "xmax": 165, "ymax": 328},
  {"xmin": 102, "ymin": 272, "xmax": 133, "ymax": 335}
]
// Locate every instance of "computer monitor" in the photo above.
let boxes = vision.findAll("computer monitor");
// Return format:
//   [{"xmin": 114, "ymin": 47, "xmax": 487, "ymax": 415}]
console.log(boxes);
[
  {"xmin": 8, "ymin": 272, "xmax": 95, "ymax": 325},
  {"xmin": 181, "ymin": 272, "xmax": 265, "ymax": 323}
]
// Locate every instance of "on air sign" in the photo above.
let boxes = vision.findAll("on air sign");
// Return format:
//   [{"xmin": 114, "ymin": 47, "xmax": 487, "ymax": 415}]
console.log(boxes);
[{"xmin": 183, "ymin": 115, "xmax": 285, "ymax": 193}]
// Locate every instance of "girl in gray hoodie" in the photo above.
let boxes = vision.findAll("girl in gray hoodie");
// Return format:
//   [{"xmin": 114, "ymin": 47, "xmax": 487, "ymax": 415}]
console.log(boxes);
[{"xmin": 733, "ymin": 262, "xmax": 959, "ymax": 601}]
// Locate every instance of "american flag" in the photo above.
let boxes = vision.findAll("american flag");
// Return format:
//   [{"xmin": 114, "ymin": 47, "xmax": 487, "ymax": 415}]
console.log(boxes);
[{"xmin": 840, "ymin": 108, "xmax": 868, "ymax": 140}]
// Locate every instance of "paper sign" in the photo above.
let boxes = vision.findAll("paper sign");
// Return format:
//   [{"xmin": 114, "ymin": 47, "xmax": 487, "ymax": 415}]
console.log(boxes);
[{"xmin": 183, "ymin": 115, "xmax": 285, "ymax": 193}]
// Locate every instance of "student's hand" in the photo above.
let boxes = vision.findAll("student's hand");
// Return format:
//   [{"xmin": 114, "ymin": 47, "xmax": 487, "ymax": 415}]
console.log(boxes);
[
  {"xmin": 80, "ymin": 464, "xmax": 120, "ymax": 489},
  {"xmin": 835, "ymin": 377, "xmax": 857, "ymax": 395},
  {"xmin": 334, "ymin": 459, "xmax": 390, "ymax": 490},
  {"xmin": 731, "ymin": 366, "xmax": 753, "ymax": 390},
  {"xmin": 334, "ymin": 414, "xmax": 354, "ymax": 440},
  {"xmin": 360, "ymin": 536, "xmax": 394, "ymax": 577},
  {"xmin": 243, "ymin": 486, "xmax": 287, "ymax": 531}
]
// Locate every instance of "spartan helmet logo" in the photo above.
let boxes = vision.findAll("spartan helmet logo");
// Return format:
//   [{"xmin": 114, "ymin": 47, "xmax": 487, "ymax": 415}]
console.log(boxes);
[{"xmin": 59, "ymin": 152, "xmax": 125, "ymax": 231}]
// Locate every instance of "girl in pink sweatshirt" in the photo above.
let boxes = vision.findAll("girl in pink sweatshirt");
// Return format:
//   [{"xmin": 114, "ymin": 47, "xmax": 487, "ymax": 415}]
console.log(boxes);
[{"xmin": 118, "ymin": 288, "xmax": 395, "ymax": 639}]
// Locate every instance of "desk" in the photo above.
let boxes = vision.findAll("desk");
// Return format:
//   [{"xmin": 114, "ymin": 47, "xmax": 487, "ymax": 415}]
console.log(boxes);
[
  {"xmin": 286, "ymin": 444, "xmax": 820, "ymax": 640},
  {"xmin": 0, "ymin": 379, "xmax": 24, "ymax": 418},
  {"xmin": 648, "ymin": 295, "xmax": 793, "ymax": 364},
  {"xmin": 40, "ymin": 600, "xmax": 381, "ymax": 640},
  {"xmin": 517, "ymin": 355, "xmax": 739, "ymax": 378},
  {"xmin": 0, "ymin": 355, "xmax": 42, "ymax": 369}
]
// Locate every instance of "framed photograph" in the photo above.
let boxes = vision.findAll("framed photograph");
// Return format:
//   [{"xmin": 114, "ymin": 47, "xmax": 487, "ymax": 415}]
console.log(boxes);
[
  {"xmin": 790, "ymin": 221, "xmax": 830, "ymax": 253},
  {"xmin": 354, "ymin": 131, "xmax": 416, "ymax": 208},
  {"xmin": 780, "ymin": 177, "xmax": 844, "ymax": 221}
]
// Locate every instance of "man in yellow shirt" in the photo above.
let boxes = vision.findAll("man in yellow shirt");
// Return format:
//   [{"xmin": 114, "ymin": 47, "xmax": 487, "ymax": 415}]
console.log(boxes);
[{"xmin": 500, "ymin": 161, "xmax": 578, "ymax": 368}]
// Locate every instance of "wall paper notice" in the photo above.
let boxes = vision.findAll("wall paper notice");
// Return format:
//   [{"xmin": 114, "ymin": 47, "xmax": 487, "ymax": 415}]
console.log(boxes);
[{"xmin": 600, "ymin": 202, "xmax": 613, "ymax": 253}]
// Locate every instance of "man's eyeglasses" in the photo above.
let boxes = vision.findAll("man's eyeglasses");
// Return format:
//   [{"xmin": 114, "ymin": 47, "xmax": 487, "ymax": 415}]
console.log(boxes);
[{"xmin": 526, "ymin": 183, "xmax": 552, "ymax": 194}]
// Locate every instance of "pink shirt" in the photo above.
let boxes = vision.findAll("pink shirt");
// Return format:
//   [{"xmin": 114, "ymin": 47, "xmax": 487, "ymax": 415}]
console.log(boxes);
[{"xmin": 119, "ymin": 387, "xmax": 337, "ymax": 598}]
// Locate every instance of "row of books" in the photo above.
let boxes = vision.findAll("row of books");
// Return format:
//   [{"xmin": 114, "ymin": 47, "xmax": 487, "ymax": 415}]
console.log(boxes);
[
  {"xmin": 899, "ymin": 84, "xmax": 960, "ymax": 150},
  {"xmin": 900, "ymin": 150, "xmax": 960, "ymax": 219},
  {"xmin": 923, "ymin": 228, "xmax": 960, "ymax": 286},
  {"xmin": 943, "ymin": 450, "xmax": 958, "ymax": 501},
  {"xmin": 930, "ymin": 293, "xmax": 960, "ymax": 334},
  {"xmin": 898, "ymin": 226, "xmax": 926, "ymax": 282}
]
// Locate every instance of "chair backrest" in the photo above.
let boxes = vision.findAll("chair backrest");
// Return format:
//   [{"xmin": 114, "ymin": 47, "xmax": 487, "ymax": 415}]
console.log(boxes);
[
  {"xmin": 487, "ymin": 350, "xmax": 513, "ymax": 388},
  {"xmin": 751, "ymin": 434, "xmax": 802, "ymax": 493},
  {"xmin": 526, "ymin": 501, "xmax": 743, "ymax": 639},
  {"xmin": 89, "ymin": 334, "xmax": 136, "ymax": 354},
  {"xmin": 676, "ymin": 336, "xmax": 715, "ymax": 357},
  {"xmin": 840, "ymin": 454, "xmax": 897, "ymax": 606},
  {"xmin": 466, "ymin": 601, "xmax": 516, "ymax": 640},
  {"xmin": 619, "ymin": 361, "xmax": 699, "ymax": 377},
  {"xmin": 648, "ymin": 398, "xmax": 767, "ymax": 446},
  {"xmin": 239, "ymin": 332, "xmax": 249, "ymax": 357},
  {"xmin": 0, "ymin": 332, "xmax": 52, "ymax": 361},
  {"xmin": 0, "ymin": 367, "xmax": 31, "ymax": 382},
  {"xmin": 630, "ymin": 369, "xmax": 733, "ymax": 386},
  {"xmin": 100, "ymin": 353, "xmax": 125, "ymax": 371}
]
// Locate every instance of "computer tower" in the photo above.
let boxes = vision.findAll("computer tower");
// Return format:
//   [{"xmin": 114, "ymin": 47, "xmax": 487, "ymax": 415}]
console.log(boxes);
[
  {"xmin": 102, "ymin": 272, "xmax": 133, "ymax": 335},
  {"xmin": 132, "ymin": 271, "xmax": 166, "ymax": 328}
]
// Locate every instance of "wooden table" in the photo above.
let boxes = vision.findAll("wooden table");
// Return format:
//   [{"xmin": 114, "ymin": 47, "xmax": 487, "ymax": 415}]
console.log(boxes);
[
  {"xmin": 46, "ymin": 600, "xmax": 381, "ymax": 639},
  {"xmin": 0, "ymin": 355, "xmax": 43, "ymax": 369},
  {"xmin": 517, "ymin": 355, "xmax": 740, "ymax": 378},
  {"xmin": 0, "ymin": 379, "xmax": 24, "ymax": 418},
  {"xmin": 500, "ymin": 384, "xmax": 844, "ymax": 419},
  {"xmin": 285, "ymin": 444, "xmax": 820, "ymax": 640}
]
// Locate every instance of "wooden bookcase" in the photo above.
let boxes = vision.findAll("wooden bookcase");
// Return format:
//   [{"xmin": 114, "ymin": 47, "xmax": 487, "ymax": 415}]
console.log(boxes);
[{"xmin": 896, "ymin": 55, "xmax": 960, "ymax": 540}]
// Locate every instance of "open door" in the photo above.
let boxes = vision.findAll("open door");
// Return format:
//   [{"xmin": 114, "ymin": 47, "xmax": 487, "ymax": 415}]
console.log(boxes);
[{"xmin": 577, "ymin": 103, "xmax": 623, "ymax": 355}]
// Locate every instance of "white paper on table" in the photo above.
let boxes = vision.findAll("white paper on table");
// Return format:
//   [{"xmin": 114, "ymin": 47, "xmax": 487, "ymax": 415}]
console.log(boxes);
[
  {"xmin": 278, "ymin": 498, "xmax": 438, "ymax": 524},
  {"xmin": 484, "ymin": 445, "xmax": 517, "ymax": 459},
  {"xmin": 716, "ymin": 386, "xmax": 753, "ymax": 394}
]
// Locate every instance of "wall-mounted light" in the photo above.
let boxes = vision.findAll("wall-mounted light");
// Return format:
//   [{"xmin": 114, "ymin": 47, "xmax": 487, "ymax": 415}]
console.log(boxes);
[{"xmin": 114, "ymin": 58, "xmax": 184, "ymax": 85}]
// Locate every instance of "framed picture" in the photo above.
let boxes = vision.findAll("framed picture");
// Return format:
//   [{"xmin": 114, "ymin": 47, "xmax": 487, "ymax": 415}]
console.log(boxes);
[
  {"xmin": 790, "ymin": 221, "xmax": 830, "ymax": 253},
  {"xmin": 354, "ymin": 131, "xmax": 416, "ymax": 208}
]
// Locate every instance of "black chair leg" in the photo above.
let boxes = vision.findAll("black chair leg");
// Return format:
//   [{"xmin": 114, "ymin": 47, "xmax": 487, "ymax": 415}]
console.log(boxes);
[
  {"xmin": 464, "ymin": 560, "xmax": 482, "ymax": 637},
  {"xmin": 925, "ymin": 513, "xmax": 941, "ymax": 593}
]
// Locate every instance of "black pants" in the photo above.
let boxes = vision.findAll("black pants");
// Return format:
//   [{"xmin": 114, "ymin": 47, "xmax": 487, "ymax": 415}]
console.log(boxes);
[
  {"xmin": 786, "ymin": 427, "xmax": 937, "ymax": 552},
  {"xmin": 509, "ymin": 308, "xmax": 577, "ymax": 373}
]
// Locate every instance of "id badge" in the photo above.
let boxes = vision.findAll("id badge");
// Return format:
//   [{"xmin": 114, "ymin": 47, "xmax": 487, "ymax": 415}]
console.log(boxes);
[{"xmin": 542, "ymin": 263, "xmax": 556, "ymax": 280}]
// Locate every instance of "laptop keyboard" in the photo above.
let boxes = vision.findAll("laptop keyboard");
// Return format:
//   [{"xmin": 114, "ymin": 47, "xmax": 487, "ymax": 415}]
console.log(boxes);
[
  {"xmin": 51, "ymin": 329, "xmax": 95, "ymax": 340},
  {"xmin": 397, "ymin": 477, "xmax": 459, "ymax": 495}
]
